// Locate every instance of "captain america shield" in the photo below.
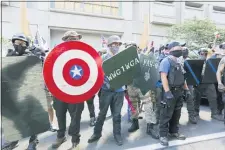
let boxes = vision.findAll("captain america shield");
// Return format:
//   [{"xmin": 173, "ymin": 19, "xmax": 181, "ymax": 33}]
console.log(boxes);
[{"xmin": 43, "ymin": 41, "xmax": 104, "ymax": 104}]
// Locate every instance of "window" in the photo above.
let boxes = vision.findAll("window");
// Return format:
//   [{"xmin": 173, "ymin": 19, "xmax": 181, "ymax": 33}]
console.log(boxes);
[
  {"xmin": 213, "ymin": 6, "xmax": 225, "ymax": 12},
  {"xmin": 155, "ymin": 0, "xmax": 174, "ymax": 4},
  {"xmin": 50, "ymin": 0, "xmax": 121, "ymax": 17},
  {"xmin": 27, "ymin": 0, "xmax": 38, "ymax": 9},
  {"xmin": 185, "ymin": 2, "xmax": 203, "ymax": 8}
]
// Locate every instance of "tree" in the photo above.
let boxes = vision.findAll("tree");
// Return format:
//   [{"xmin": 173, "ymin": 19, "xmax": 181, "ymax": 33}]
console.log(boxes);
[
  {"xmin": 168, "ymin": 18, "xmax": 225, "ymax": 51},
  {"xmin": 1, "ymin": 37, "xmax": 11, "ymax": 57}
]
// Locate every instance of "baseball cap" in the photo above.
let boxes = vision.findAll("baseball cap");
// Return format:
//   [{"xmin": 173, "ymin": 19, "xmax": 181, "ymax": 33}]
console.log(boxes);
[{"xmin": 167, "ymin": 41, "xmax": 186, "ymax": 50}]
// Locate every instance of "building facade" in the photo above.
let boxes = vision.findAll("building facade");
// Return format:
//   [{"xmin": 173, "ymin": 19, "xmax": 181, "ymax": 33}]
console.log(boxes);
[{"xmin": 2, "ymin": 0, "xmax": 225, "ymax": 51}]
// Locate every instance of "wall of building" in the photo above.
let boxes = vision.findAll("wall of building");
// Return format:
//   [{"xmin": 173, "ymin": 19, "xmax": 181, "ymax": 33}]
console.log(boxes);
[{"xmin": 2, "ymin": 1, "xmax": 225, "ymax": 50}]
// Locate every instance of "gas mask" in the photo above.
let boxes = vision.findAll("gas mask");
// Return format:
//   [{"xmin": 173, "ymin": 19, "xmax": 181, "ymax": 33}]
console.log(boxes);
[{"xmin": 13, "ymin": 44, "xmax": 27, "ymax": 55}]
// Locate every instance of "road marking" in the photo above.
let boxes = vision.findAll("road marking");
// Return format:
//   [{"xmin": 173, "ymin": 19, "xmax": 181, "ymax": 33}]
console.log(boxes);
[{"xmin": 126, "ymin": 131, "xmax": 225, "ymax": 150}]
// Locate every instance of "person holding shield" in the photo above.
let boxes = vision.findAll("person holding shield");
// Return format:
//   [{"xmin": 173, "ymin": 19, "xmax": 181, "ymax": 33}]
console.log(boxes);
[
  {"xmin": 88, "ymin": 35, "xmax": 125, "ymax": 146},
  {"xmin": 63, "ymin": 31, "xmax": 97, "ymax": 127},
  {"xmin": 3, "ymin": 33, "xmax": 40, "ymax": 150},
  {"xmin": 216, "ymin": 42, "xmax": 225, "ymax": 126},
  {"xmin": 51, "ymin": 30, "xmax": 96, "ymax": 150}
]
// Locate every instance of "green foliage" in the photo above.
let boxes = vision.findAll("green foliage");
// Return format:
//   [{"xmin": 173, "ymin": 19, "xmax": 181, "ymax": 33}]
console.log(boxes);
[
  {"xmin": 168, "ymin": 18, "xmax": 225, "ymax": 50},
  {"xmin": 1, "ymin": 37, "xmax": 10, "ymax": 45}
]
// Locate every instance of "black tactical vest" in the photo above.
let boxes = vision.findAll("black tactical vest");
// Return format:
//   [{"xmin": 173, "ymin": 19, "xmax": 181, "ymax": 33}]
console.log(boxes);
[
  {"xmin": 223, "ymin": 68, "xmax": 225, "ymax": 85},
  {"xmin": 167, "ymin": 57, "xmax": 185, "ymax": 87}
]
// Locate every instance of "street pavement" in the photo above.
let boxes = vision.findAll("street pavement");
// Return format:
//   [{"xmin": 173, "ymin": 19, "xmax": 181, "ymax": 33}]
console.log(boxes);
[{"xmin": 13, "ymin": 96, "xmax": 225, "ymax": 150}]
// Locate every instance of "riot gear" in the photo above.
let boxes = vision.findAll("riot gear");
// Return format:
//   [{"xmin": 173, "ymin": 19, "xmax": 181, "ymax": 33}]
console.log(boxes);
[
  {"xmin": 167, "ymin": 57, "xmax": 185, "ymax": 87},
  {"xmin": 12, "ymin": 33, "xmax": 29, "ymax": 46},
  {"xmin": 11, "ymin": 33, "xmax": 30, "ymax": 56}
]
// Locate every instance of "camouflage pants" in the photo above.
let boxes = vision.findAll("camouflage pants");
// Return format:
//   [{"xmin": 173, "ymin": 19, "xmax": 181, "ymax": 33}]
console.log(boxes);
[
  {"xmin": 127, "ymin": 85, "xmax": 141, "ymax": 119},
  {"xmin": 144, "ymin": 90, "xmax": 160, "ymax": 124}
]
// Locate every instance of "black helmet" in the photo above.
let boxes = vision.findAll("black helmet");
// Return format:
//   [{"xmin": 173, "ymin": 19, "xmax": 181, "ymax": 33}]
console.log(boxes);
[{"xmin": 12, "ymin": 33, "xmax": 29, "ymax": 46}]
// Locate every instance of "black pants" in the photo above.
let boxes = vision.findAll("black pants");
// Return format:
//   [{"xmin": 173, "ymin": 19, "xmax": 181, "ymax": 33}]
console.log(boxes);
[
  {"xmin": 29, "ymin": 135, "xmax": 37, "ymax": 143},
  {"xmin": 94, "ymin": 89, "xmax": 124, "ymax": 136},
  {"xmin": 86, "ymin": 96, "xmax": 95, "ymax": 118},
  {"xmin": 215, "ymin": 83, "xmax": 224, "ymax": 113},
  {"xmin": 159, "ymin": 89, "xmax": 183, "ymax": 137},
  {"xmin": 194, "ymin": 84, "xmax": 218, "ymax": 116},
  {"xmin": 53, "ymin": 98, "xmax": 84, "ymax": 143},
  {"xmin": 186, "ymin": 85, "xmax": 195, "ymax": 117},
  {"xmin": 222, "ymin": 93, "xmax": 225, "ymax": 124}
]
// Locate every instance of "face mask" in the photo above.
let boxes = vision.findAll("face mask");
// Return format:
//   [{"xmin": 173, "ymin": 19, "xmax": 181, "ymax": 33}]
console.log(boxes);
[
  {"xmin": 170, "ymin": 50, "xmax": 183, "ymax": 57},
  {"xmin": 13, "ymin": 44, "xmax": 27, "ymax": 55},
  {"xmin": 110, "ymin": 46, "xmax": 120, "ymax": 54},
  {"xmin": 200, "ymin": 55, "xmax": 206, "ymax": 60}
]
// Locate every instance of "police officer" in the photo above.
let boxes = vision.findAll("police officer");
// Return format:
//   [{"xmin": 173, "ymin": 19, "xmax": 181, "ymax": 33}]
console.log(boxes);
[
  {"xmin": 181, "ymin": 47, "xmax": 197, "ymax": 124},
  {"xmin": 88, "ymin": 35, "xmax": 125, "ymax": 146},
  {"xmin": 194, "ymin": 48, "xmax": 224, "ymax": 121},
  {"xmin": 159, "ymin": 41, "xmax": 189, "ymax": 146},
  {"xmin": 3, "ymin": 33, "xmax": 39, "ymax": 150},
  {"xmin": 216, "ymin": 42, "xmax": 225, "ymax": 126}
]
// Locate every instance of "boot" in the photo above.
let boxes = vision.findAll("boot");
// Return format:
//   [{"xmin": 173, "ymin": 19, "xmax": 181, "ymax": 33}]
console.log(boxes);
[
  {"xmin": 88, "ymin": 134, "xmax": 101, "ymax": 143},
  {"xmin": 211, "ymin": 114, "xmax": 224, "ymax": 121},
  {"xmin": 2, "ymin": 141, "xmax": 19, "ymax": 150},
  {"xmin": 26, "ymin": 139, "xmax": 39, "ymax": 150},
  {"xmin": 68, "ymin": 142, "xmax": 79, "ymax": 150},
  {"xmin": 147, "ymin": 123, "xmax": 159, "ymax": 139},
  {"xmin": 90, "ymin": 117, "xmax": 96, "ymax": 127},
  {"xmin": 159, "ymin": 137, "xmax": 168, "ymax": 146},
  {"xmin": 52, "ymin": 137, "xmax": 67, "ymax": 149},
  {"xmin": 169, "ymin": 133, "xmax": 186, "ymax": 140},
  {"xmin": 114, "ymin": 134, "xmax": 123, "ymax": 146},
  {"xmin": 128, "ymin": 119, "xmax": 139, "ymax": 132},
  {"xmin": 189, "ymin": 116, "xmax": 197, "ymax": 124}
]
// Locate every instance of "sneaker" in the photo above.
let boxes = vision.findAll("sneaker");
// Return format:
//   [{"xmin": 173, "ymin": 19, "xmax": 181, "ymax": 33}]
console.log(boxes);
[
  {"xmin": 52, "ymin": 137, "xmax": 67, "ymax": 148},
  {"xmin": 169, "ymin": 133, "xmax": 186, "ymax": 140},
  {"xmin": 68, "ymin": 142, "xmax": 79, "ymax": 150},
  {"xmin": 26, "ymin": 141, "xmax": 38, "ymax": 150},
  {"xmin": 159, "ymin": 137, "xmax": 168, "ymax": 146}
]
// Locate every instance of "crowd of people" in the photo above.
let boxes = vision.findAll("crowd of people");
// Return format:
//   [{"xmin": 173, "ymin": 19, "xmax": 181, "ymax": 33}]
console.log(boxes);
[{"xmin": 2, "ymin": 30, "xmax": 225, "ymax": 150}]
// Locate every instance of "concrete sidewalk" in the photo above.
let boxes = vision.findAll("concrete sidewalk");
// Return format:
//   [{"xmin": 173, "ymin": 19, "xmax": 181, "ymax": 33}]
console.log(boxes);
[{"xmin": 13, "ymin": 97, "xmax": 225, "ymax": 150}]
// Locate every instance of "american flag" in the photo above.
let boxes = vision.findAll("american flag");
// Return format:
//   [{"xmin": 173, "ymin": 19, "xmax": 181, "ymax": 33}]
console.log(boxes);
[
  {"xmin": 34, "ymin": 29, "xmax": 49, "ymax": 51},
  {"xmin": 101, "ymin": 35, "xmax": 107, "ymax": 48}
]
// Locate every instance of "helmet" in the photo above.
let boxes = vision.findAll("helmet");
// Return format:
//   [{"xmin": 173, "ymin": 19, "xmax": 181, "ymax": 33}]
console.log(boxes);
[
  {"xmin": 12, "ymin": 33, "xmax": 29, "ymax": 46},
  {"xmin": 198, "ymin": 48, "xmax": 208, "ymax": 55},
  {"xmin": 182, "ymin": 47, "xmax": 189, "ymax": 58},
  {"xmin": 219, "ymin": 42, "xmax": 225, "ymax": 49},
  {"xmin": 62, "ymin": 30, "xmax": 82, "ymax": 41},
  {"xmin": 124, "ymin": 41, "xmax": 137, "ymax": 48},
  {"xmin": 107, "ymin": 35, "xmax": 122, "ymax": 46}
]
